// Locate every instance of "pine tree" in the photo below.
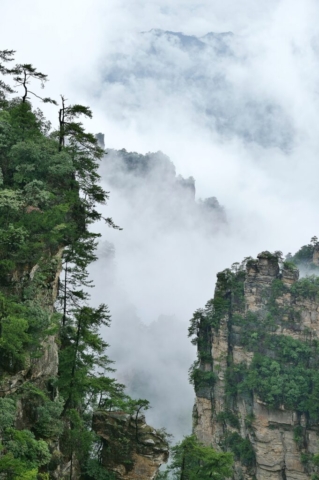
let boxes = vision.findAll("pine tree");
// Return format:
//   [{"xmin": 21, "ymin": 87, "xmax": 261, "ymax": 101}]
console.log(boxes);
[
  {"xmin": 13, "ymin": 63, "xmax": 57, "ymax": 104},
  {"xmin": 0, "ymin": 47, "xmax": 151, "ymax": 479}
]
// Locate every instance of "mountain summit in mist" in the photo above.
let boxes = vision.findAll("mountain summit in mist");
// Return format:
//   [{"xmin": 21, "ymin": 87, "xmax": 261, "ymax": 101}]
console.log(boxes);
[
  {"xmin": 101, "ymin": 29, "xmax": 293, "ymax": 150},
  {"xmin": 144, "ymin": 29, "xmax": 234, "ymax": 54},
  {"xmin": 101, "ymin": 148, "xmax": 226, "ymax": 233}
]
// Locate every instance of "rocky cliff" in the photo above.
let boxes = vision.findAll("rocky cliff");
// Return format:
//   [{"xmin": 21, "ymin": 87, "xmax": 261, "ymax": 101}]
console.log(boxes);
[
  {"xmin": 191, "ymin": 247, "xmax": 319, "ymax": 480},
  {"xmin": 0, "ymin": 253, "xmax": 168, "ymax": 479},
  {"xmin": 0, "ymin": 93, "xmax": 169, "ymax": 477},
  {"xmin": 93, "ymin": 411, "xmax": 169, "ymax": 479},
  {"xmin": 0, "ymin": 249, "xmax": 62, "ymax": 396}
]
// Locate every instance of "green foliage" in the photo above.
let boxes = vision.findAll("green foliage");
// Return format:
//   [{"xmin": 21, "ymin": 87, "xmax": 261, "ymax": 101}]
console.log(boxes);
[
  {"xmin": 259, "ymin": 251, "xmax": 281, "ymax": 261},
  {"xmin": 222, "ymin": 432, "xmax": 255, "ymax": 467},
  {"xmin": 222, "ymin": 271, "xmax": 319, "ymax": 418},
  {"xmin": 216, "ymin": 409, "xmax": 240, "ymax": 429},
  {"xmin": 84, "ymin": 459, "xmax": 116, "ymax": 479},
  {"xmin": 155, "ymin": 471, "xmax": 169, "ymax": 479},
  {"xmin": 0, "ymin": 397, "xmax": 16, "ymax": 430},
  {"xmin": 60, "ymin": 409, "xmax": 95, "ymax": 470},
  {"xmin": 224, "ymin": 351, "xmax": 319, "ymax": 417},
  {"xmin": 293, "ymin": 426, "xmax": 305, "ymax": 449},
  {"xmin": 224, "ymin": 362, "xmax": 248, "ymax": 399},
  {"xmin": 291, "ymin": 244, "xmax": 314, "ymax": 266},
  {"xmin": 0, "ymin": 49, "xmax": 154, "ymax": 479},
  {"xmin": 191, "ymin": 239, "xmax": 319, "ymax": 476},
  {"xmin": 0, "ymin": 397, "xmax": 50, "ymax": 478},
  {"xmin": 244, "ymin": 414, "xmax": 255, "ymax": 429},
  {"xmin": 237, "ymin": 355, "xmax": 311, "ymax": 410},
  {"xmin": 58, "ymin": 304, "xmax": 115, "ymax": 411},
  {"xmin": 189, "ymin": 266, "xmax": 245, "ymax": 399},
  {"xmin": 283, "ymin": 260, "xmax": 298, "ymax": 271},
  {"xmin": 290, "ymin": 238, "xmax": 319, "ymax": 275},
  {"xmin": 34, "ymin": 397, "xmax": 64, "ymax": 438},
  {"xmin": 163, "ymin": 435, "xmax": 233, "ymax": 480},
  {"xmin": 188, "ymin": 361, "xmax": 217, "ymax": 391},
  {"xmin": 300, "ymin": 452, "xmax": 313, "ymax": 466},
  {"xmin": 266, "ymin": 335, "xmax": 312, "ymax": 365},
  {"xmin": 189, "ymin": 267, "xmax": 245, "ymax": 347},
  {"xmin": 0, "ymin": 293, "xmax": 32, "ymax": 372},
  {"xmin": 291, "ymin": 276, "xmax": 319, "ymax": 300},
  {"xmin": 231, "ymin": 311, "xmax": 277, "ymax": 352},
  {"xmin": 4, "ymin": 429, "xmax": 50, "ymax": 466},
  {"xmin": 0, "ymin": 291, "xmax": 54, "ymax": 373}
]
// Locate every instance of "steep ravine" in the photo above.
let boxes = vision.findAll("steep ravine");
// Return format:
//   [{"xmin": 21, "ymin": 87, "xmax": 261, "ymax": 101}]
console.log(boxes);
[{"xmin": 192, "ymin": 247, "xmax": 319, "ymax": 480}]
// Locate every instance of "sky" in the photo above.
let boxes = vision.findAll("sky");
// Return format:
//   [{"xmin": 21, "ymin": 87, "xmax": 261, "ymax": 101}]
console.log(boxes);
[{"xmin": 1, "ymin": 0, "xmax": 319, "ymax": 438}]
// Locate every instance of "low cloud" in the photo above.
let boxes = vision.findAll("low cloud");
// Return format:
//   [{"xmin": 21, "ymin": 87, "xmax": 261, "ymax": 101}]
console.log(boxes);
[
  {"xmin": 2, "ymin": 0, "xmax": 319, "ymax": 438},
  {"xmin": 87, "ymin": 13, "xmax": 319, "ymax": 437}
]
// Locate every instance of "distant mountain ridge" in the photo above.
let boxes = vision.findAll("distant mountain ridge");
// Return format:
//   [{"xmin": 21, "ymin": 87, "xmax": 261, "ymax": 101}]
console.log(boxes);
[
  {"xmin": 143, "ymin": 29, "xmax": 234, "ymax": 54},
  {"xmin": 100, "ymin": 148, "xmax": 226, "ymax": 234},
  {"xmin": 101, "ymin": 29, "xmax": 294, "ymax": 150}
]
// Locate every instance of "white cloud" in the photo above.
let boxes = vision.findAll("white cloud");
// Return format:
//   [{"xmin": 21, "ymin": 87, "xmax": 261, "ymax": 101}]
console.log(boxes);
[{"xmin": 2, "ymin": 0, "xmax": 319, "ymax": 438}]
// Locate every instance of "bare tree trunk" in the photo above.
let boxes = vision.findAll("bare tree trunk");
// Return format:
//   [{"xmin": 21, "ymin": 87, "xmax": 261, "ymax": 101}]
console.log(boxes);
[
  {"xmin": 59, "ymin": 96, "xmax": 66, "ymax": 151},
  {"xmin": 62, "ymin": 262, "xmax": 68, "ymax": 327},
  {"xmin": 22, "ymin": 69, "xmax": 27, "ymax": 103},
  {"xmin": 180, "ymin": 452, "xmax": 186, "ymax": 480}
]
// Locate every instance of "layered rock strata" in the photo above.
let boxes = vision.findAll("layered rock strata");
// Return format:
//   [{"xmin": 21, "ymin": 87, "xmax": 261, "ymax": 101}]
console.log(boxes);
[{"xmin": 193, "ymin": 251, "xmax": 319, "ymax": 480}]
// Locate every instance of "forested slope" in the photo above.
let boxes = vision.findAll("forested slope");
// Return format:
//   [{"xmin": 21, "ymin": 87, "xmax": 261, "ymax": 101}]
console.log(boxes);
[{"xmin": 0, "ymin": 50, "xmax": 168, "ymax": 480}]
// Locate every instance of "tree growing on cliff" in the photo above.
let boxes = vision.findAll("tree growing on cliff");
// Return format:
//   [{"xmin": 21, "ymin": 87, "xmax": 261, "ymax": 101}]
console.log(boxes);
[
  {"xmin": 0, "ymin": 47, "xmax": 158, "ymax": 479},
  {"xmin": 59, "ymin": 304, "xmax": 114, "ymax": 413},
  {"xmin": 13, "ymin": 63, "xmax": 57, "ymax": 104},
  {"xmin": 157, "ymin": 435, "xmax": 233, "ymax": 480}
]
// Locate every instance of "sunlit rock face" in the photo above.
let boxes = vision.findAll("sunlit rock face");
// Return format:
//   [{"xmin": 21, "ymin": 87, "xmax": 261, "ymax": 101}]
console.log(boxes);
[
  {"xmin": 193, "ymin": 250, "xmax": 319, "ymax": 480},
  {"xmin": 93, "ymin": 411, "xmax": 169, "ymax": 479}
]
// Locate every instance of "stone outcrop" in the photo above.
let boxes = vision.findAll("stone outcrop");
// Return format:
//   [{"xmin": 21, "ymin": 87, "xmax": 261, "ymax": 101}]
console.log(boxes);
[
  {"xmin": 93, "ymin": 411, "xmax": 169, "ymax": 479},
  {"xmin": 193, "ymin": 251, "xmax": 319, "ymax": 480}
]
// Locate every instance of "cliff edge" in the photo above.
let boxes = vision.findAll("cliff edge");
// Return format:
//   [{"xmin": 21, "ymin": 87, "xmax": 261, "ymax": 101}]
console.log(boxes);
[{"xmin": 191, "ymin": 246, "xmax": 319, "ymax": 480}]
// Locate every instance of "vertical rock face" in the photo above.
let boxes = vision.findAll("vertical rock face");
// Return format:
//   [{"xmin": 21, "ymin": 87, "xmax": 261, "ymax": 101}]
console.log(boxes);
[
  {"xmin": 93, "ymin": 411, "xmax": 169, "ymax": 479},
  {"xmin": 192, "ymin": 251, "xmax": 319, "ymax": 480},
  {"xmin": 0, "ymin": 249, "xmax": 63, "ymax": 395}
]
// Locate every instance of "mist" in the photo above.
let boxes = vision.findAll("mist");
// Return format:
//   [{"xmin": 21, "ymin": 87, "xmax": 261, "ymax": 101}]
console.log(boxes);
[
  {"xmin": 88, "ymin": 148, "xmax": 230, "ymax": 438},
  {"xmin": 86, "ymin": 21, "xmax": 319, "ymax": 439},
  {"xmin": 2, "ymin": 0, "xmax": 319, "ymax": 441}
]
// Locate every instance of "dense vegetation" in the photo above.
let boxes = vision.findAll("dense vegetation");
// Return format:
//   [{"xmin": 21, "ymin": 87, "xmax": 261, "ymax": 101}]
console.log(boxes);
[
  {"xmin": 189, "ymin": 241, "xmax": 319, "ymax": 473},
  {"xmin": 188, "ymin": 261, "xmax": 246, "ymax": 394},
  {"xmin": 224, "ymin": 266, "xmax": 319, "ymax": 419},
  {"xmin": 0, "ymin": 49, "xmax": 234, "ymax": 480},
  {"xmin": 0, "ymin": 49, "xmax": 159, "ymax": 479},
  {"xmin": 156, "ymin": 435, "xmax": 233, "ymax": 480}
]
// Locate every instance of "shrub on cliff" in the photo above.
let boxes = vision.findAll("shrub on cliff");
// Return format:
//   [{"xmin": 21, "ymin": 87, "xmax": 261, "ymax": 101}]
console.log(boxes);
[{"xmin": 157, "ymin": 435, "xmax": 233, "ymax": 480}]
